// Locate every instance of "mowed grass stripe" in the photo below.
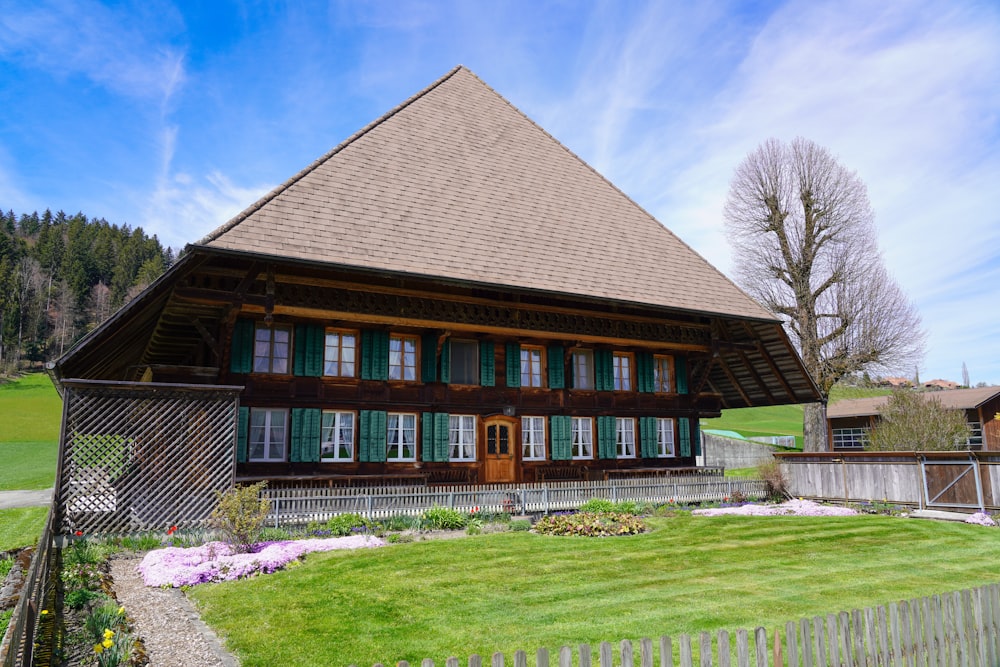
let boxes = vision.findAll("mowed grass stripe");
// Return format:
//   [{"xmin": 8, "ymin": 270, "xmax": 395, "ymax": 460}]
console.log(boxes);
[{"xmin": 189, "ymin": 514, "xmax": 1000, "ymax": 667}]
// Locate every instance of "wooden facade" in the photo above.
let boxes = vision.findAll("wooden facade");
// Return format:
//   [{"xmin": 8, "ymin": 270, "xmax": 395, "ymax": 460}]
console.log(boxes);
[{"xmin": 50, "ymin": 66, "xmax": 819, "ymax": 487}]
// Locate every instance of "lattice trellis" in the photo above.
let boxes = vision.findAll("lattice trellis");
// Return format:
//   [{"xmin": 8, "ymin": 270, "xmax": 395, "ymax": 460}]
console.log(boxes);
[{"xmin": 55, "ymin": 380, "xmax": 242, "ymax": 535}]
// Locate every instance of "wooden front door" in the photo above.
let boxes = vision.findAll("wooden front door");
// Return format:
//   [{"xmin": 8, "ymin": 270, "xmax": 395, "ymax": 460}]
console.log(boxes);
[{"xmin": 483, "ymin": 416, "xmax": 517, "ymax": 483}]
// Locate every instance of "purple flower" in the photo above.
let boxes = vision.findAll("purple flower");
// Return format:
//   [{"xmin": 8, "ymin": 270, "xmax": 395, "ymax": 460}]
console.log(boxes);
[
  {"xmin": 692, "ymin": 499, "xmax": 858, "ymax": 517},
  {"xmin": 965, "ymin": 512, "xmax": 997, "ymax": 527},
  {"xmin": 138, "ymin": 536, "xmax": 385, "ymax": 588}
]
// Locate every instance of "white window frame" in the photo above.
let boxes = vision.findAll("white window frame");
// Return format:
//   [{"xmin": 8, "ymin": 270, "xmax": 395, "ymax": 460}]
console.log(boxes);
[
  {"xmin": 522, "ymin": 416, "xmax": 546, "ymax": 460},
  {"xmin": 572, "ymin": 350, "xmax": 594, "ymax": 390},
  {"xmin": 572, "ymin": 416, "xmax": 594, "ymax": 459},
  {"xmin": 520, "ymin": 346, "xmax": 544, "ymax": 388},
  {"xmin": 249, "ymin": 408, "xmax": 287, "ymax": 462},
  {"xmin": 832, "ymin": 427, "xmax": 869, "ymax": 449},
  {"xmin": 616, "ymin": 417, "xmax": 636, "ymax": 459},
  {"xmin": 656, "ymin": 417, "xmax": 676, "ymax": 458},
  {"xmin": 386, "ymin": 413, "xmax": 417, "ymax": 461},
  {"xmin": 449, "ymin": 414, "xmax": 477, "ymax": 461},
  {"xmin": 323, "ymin": 330, "xmax": 357, "ymax": 377},
  {"xmin": 450, "ymin": 339, "xmax": 480, "ymax": 385},
  {"xmin": 253, "ymin": 324, "xmax": 291, "ymax": 374},
  {"xmin": 388, "ymin": 335, "xmax": 418, "ymax": 382},
  {"xmin": 320, "ymin": 411, "xmax": 355, "ymax": 462}
]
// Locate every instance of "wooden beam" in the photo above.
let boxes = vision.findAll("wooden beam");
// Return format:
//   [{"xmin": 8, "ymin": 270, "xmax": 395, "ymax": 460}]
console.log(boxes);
[{"xmin": 741, "ymin": 321, "xmax": 798, "ymax": 400}]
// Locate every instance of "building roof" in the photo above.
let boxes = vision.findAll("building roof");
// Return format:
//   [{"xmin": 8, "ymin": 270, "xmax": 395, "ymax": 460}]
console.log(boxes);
[
  {"xmin": 197, "ymin": 66, "xmax": 774, "ymax": 322},
  {"xmin": 828, "ymin": 386, "xmax": 1000, "ymax": 419}
]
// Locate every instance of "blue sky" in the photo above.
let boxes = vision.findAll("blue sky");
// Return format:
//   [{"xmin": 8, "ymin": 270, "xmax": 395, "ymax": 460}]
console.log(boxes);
[{"xmin": 1, "ymin": 0, "xmax": 999, "ymax": 386}]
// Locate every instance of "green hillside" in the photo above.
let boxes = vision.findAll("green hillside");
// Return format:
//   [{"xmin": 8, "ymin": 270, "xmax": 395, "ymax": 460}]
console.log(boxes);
[
  {"xmin": 701, "ymin": 384, "xmax": 891, "ymax": 449},
  {"xmin": 0, "ymin": 373, "xmax": 62, "ymax": 490}
]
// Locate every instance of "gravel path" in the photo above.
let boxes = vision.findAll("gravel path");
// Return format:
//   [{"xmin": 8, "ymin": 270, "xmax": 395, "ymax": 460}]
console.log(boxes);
[{"xmin": 109, "ymin": 557, "xmax": 240, "ymax": 667}]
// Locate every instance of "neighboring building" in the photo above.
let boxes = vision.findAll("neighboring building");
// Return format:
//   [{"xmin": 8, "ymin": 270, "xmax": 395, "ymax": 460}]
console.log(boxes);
[
  {"xmin": 51, "ymin": 66, "xmax": 819, "ymax": 487},
  {"xmin": 827, "ymin": 386, "xmax": 1000, "ymax": 451},
  {"xmin": 879, "ymin": 377, "xmax": 912, "ymax": 388},
  {"xmin": 924, "ymin": 379, "xmax": 961, "ymax": 391}
]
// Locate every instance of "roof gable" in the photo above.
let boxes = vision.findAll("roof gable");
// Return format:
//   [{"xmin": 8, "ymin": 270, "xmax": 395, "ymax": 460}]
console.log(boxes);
[
  {"xmin": 199, "ymin": 66, "xmax": 773, "ymax": 321},
  {"xmin": 828, "ymin": 386, "xmax": 1000, "ymax": 418}
]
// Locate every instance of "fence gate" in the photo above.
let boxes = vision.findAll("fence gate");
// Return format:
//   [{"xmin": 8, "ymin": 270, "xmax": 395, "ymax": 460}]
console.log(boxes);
[
  {"xmin": 55, "ymin": 379, "xmax": 242, "ymax": 535},
  {"xmin": 919, "ymin": 453, "xmax": 986, "ymax": 511}
]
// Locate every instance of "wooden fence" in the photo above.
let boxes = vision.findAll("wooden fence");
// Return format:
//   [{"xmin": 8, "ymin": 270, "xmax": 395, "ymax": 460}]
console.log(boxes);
[
  {"xmin": 264, "ymin": 477, "xmax": 766, "ymax": 526},
  {"xmin": 777, "ymin": 451, "xmax": 1000, "ymax": 512},
  {"xmin": 356, "ymin": 583, "xmax": 1000, "ymax": 667},
  {"xmin": 0, "ymin": 510, "xmax": 56, "ymax": 667}
]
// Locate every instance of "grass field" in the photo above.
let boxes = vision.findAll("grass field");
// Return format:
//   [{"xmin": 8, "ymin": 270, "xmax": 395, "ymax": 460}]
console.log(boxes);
[
  {"xmin": 0, "ymin": 507, "xmax": 49, "ymax": 551},
  {"xmin": 702, "ymin": 385, "xmax": 891, "ymax": 448},
  {"xmin": 189, "ymin": 513, "xmax": 1000, "ymax": 667},
  {"xmin": 0, "ymin": 373, "xmax": 62, "ymax": 491}
]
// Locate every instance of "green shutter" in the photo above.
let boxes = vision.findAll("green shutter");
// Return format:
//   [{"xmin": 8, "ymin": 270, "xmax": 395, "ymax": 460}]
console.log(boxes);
[
  {"xmin": 230, "ymin": 319, "xmax": 254, "ymax": 374},
  {"xmin": 421, "ymin": 333, "xmax": 438, "ymax": 382},
  {"xmin": 597, "ymin": 416, "xmax": 617, "ymax": 459},
  {"xmin": 676, "ymin": 356, "xmax": 688, "ymax": 394},
  {"xmin": 679, "ymin": 418, "xmax": 691, "ymax": 457},
  {"xmin": 421, "ymin": 413, "xmax": 434, "ymax": 462},
  {"xmin": 595, "ymin": 350, "xmax": 614, "ymax": 391},
  {"xmin": 434, "ymin": 413, "xmax": 450, "ymax": 462},
  {"xmin": 290, "ymin": 408, "xmax": 304, "ymax": 462},
  {"xmin": 359, "ymin": 410, "xmax": 388, "ymax": 462},
  {"xmin": 550, "ymin": 415, "xmax": 572, "ymax": 461},
  {"xmin": 440, "ymin": 339, "xmax": 451, "ymax": 384},
  {"xmin": 547, "ymin": 345, "xmax": 565, "ymax": 389},
  {"xmin": 480, "ymin": 342, "xmax": 495, "ymax": 387},
  {"xmin": 236, "ymin": 406, "xmax": 249, "ymax": 463},
  {"xmin": 692, "ymin": 418, "xmax": 701, "ymax": 457},
  {"xmin": 636, "ymin": 352, "xmax": 654, "ymax": 393},
  {"xmin": 506, "ymin": 342, "xmax": 521, "ymax": 388},
  {"xmin": 361, "ymin": 330, "xmax": 390, "ymax": 380},
  {"xmin": 638, "ymin": 417, "xmax": 656, "ymax": 458},
  {"xmin": 293, "ymin": 324, "xmax": 323, "ymax": 377},
  {"xmin": 304, "ymin": 409, "xmax": 322, "ymax": 462}
]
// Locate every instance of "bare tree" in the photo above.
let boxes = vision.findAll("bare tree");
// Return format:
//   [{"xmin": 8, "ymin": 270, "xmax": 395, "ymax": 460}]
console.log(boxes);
[
  {"xmin": 962, "ymin": 362, "xmax": 970, "ymax": 387},
  {"xmin": 724, "ymin": 137, "xmax": 924, "ymax": 451}
]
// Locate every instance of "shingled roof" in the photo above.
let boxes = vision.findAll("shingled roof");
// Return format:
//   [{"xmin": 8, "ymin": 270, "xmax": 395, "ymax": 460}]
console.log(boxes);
[
  {"xmin": 198, "ymin": 66, "xmax": 774, "ymax": 322},
  {"xmin": 828, "ymin": 386, "xmax": 1000, "ymax": 418}
]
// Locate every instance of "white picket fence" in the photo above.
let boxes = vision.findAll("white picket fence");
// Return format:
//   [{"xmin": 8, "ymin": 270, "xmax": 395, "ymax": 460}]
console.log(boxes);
[
  {"xmin": 263, "ymin": 477, "xmax": 767, "ymax": 526},
  {"xmin": 357, "ymin": 583, "xmax": 1000, "ymax": 667}
]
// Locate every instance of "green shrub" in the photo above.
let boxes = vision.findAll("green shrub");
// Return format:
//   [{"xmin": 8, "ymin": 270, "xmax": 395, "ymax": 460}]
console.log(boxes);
[
  {"xmin": 378, "ymin": 515, "xmax": 420, "ymax": 531},
  {"xmin": 614, "ymin": 500, "xmax": 640, "ymax": 515},
  {"xmin": 325, "ymin": 513, "xmax": 373, "ymax": 536},
  {"xmin": 258, "ymin": 527, "xmax": 296, "ymax": 542},
  {"xmin": 509, "ymin": 519, "xmax": 532, "ymax": 532},
  {"xmin": 65, "ymin": 588, "xmax": 109, "ymax": 610},
  {"xmin": 578, "ymin": 498, "xmax": 616, "ymax": 513},
  {"xmin": 534, "ymin": 512, "xmax": 646, "ymax": 537},
  {"xmin": 465, "ymin": 517, "xmax": 485, "ymax": 535},
  {"xmin": 65, "ymin": 538, "xmax": 106, "ymax": 566},
  {"xmin": 421, "ymin": 506, "xmax": 467, "ymax": 530},
  {"xmin": 385, "ymin": 533, "xmax": 414, "ymax": 544},
  {"xmin": 0, "ymin": 556, "xmax": 13, "ymax": 579},
  {"xmin": 209, "ymin": 482, "xmax": 270, "ymax": 552}
]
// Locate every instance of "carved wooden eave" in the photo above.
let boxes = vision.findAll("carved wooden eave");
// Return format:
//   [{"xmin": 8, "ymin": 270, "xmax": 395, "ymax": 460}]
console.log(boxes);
[{"xmin": 53, "ymin": 245, "xmax": 820, "ymax": 410}]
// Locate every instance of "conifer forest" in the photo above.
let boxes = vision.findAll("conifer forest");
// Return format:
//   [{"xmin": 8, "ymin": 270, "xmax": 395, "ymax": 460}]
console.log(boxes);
[{"xmin": 0, "ymin": 208, "xmax": 171, "ymax": 373}]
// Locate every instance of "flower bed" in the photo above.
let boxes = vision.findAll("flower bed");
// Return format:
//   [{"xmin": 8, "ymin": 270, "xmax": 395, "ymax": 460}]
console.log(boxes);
[
  {"xmin": 139, "ymin": 535, "xmax": 385, "ymax": 587},
  {"xmin": 692, "ymin": 499, "xmax": 858, "ymax": 517}
]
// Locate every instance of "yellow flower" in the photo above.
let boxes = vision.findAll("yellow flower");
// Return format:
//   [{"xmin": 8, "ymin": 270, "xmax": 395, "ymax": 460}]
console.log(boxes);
[
  {"xmin": 40, "ymin": 610, "xmax": 49, "ymax": 615},
  {"xmin": 94, "ymin": 643, "xmax": 104, "ymax": 654},
  {"xmin": 103, "ymin": 628, "xmax": 115, "ymax": 639},
  {"xmin": 118, "ymin": 606, "xmax": 125, "ymax": 614},
  {"xmin": 102, "ymin": 638, "xmax": 114, "ymax": 649}
]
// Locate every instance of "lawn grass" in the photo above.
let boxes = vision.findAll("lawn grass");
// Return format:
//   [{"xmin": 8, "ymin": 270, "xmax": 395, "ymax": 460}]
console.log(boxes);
[
  {"xmin": 0, "ymin": 507, "xmax": 49, "ymax": 551},
  {"xmin": 0, "ymin": 373, "xmax": 62, "ymax": 490},
  {"xmin": 189, "ymin": 514, "xmax": 1000, "ymax": 667},
  {"xmin": 701, "ymin": 385, "xmax": 892, "ymax": 448}
]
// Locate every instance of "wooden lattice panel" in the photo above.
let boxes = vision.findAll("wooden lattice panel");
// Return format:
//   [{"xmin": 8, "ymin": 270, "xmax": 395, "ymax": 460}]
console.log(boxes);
[{"xmin": 56, "ymin": 380, "xmax": 241, "ymax": 535}]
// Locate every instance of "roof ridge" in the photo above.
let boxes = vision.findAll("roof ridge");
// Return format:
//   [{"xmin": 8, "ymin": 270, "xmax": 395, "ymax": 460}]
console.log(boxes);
[
  {"xmin": 195, "ymin": 65, "xmax": 467, "ymax": 245},
  {"xmin": 458, "ymin": 68, "xmax": 770, "ymax": 320}
]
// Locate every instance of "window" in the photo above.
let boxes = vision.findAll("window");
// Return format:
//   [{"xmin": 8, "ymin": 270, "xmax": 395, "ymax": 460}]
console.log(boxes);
[
  {"xmin": 616, "ymin": 417, "xmax": 636, "ymax": 458},
  {"xmin": 653, "ymin": 355, "xmax": 673, "ymax": 393},
  {"xmin": 324, "ymin": 330, "xmax": 357, "ymax": 377},
  {"xmin": 522, "ymin": 416, "xmax": 546, "ymax": 460},
  {"xmin": 612, "ymin": 352, "xmax": 633, "ymax": 391},
  {"xmin": 320, "ymin": 411, "xmax": 354, "ymax": 461},
  {"xmin": 249, "ymin": 408, "xmax": 287, "ymax": 461},
  {"xmin": 520, "ymin": 345, "xmax": 544, "ymax": 388},
  {"xmin": 389, "ymin": 335, "xmax": 418, "ymax": 381},
  {"xmin": 450, "ymin": 340, "xmax": 479, "ymax": 385},
  {"xmin": 572, "ymin": 350, "xmax": 594, "ymax": 390},
  {"xmin": 832, "ymin": 427, "xmax": 869, "ymax": 449},
  {"xmin": 386, "ymin": 413, "xmax": 417, "ymax": 461},
  {"xmin": 572, "ymin": 417, "xmax": 593, "ymax": 459},
  {"xmin": 656, "ymin": 418, "xmax": 676, "ymax": 457},
  {"xmin": 966, "ymin": 421, "xmax": 983, "ymax": 449},
  {"xmin": 253, "ymin": 324, "xmax": 290, "ymax": 374},
  {"xmin": 449, "ymin": 415, "xmax": 477, "ymax": 461}
]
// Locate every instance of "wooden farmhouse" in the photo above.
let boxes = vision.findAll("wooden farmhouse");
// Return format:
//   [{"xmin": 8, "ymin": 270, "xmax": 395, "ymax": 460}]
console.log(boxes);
[
  {"xmin": 51, "ymin": 66, "xmax": 818, "ymax": 489},
  {"xmin": 827, "ymin": 386, "xmax": 1000, "ymax": 451}
]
